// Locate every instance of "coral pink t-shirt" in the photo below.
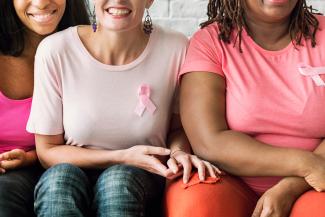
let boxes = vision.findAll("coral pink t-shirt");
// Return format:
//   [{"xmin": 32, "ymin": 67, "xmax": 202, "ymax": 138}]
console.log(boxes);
[
  {"xmin": 0, "ymin": 91, "xmax": 35, "ymax": 153},
  {"xmin": 180, "ymin": 15, "xmax": 325, "ymax": 194}
]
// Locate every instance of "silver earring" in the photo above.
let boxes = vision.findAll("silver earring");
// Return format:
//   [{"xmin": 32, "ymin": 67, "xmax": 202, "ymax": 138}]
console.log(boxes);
[{"xmin": 143, "ymin": 9, "xmax": 153, "ymax": 34}]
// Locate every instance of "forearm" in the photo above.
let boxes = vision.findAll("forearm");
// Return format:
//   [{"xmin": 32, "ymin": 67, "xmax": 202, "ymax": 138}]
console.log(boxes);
[
  {"xmin": 193, "ymin": 130, "xmax": 313, "ymax": 177},
  {"xmin": 37, "ymin": 144, "xmax": 125, "ymax": 169},
  {"xmin": 274, "ymin": 139, "xmax": 325, "ymax": 196}
]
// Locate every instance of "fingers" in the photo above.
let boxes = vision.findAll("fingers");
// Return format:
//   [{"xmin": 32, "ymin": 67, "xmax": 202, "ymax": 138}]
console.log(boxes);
[
  {"xmin": 148, "ymin": 156, "xmax": 171, "ymax": 177},
  {"xmin": 176, "ymin": 155, "xmax": 192, "ymax": 184},
  {"xmin": 251, "ymin": 198, "xmax": 264, "ymax": 217},
  {"xmin": 213, "ymin": 165, "xmax": 223, "ymax": 175},
  {"xmin": 143, "ymin": 146, "xmax": 171, "ymax": 156},
  {"xmin": 191, "ymin": 156, "xmax": 206, "ymax": 181},
  {"xmin": 167, "ymin": 157, "xmax": 179, "ymax": 174},
  {"xmin": 0, "ymin": 168, "xmax": 5, "ymax": 174},
  {"xmin": 203, "ymin": 161, "xmax": 217, "ymax": 178},
  {"xmin": 260, "ymin": 207, "xmax": 272, "ymax": 217},
  {"xmin": 1, "ymin": 159, "xmax": 21, "ymax": 170},
  {"xmin": 0, "ymin": 149, "xmax": 24, "ymax": 161}
]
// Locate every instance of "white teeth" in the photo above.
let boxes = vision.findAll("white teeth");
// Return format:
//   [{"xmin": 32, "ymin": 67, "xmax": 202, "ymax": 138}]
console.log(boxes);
[
  {"xmin": 31, "ymin": 13, "xmax": 54, "ymax": 23},
  {"xmin": 108, "ymin": 8, "xmax": 130, "ymax": 16}
]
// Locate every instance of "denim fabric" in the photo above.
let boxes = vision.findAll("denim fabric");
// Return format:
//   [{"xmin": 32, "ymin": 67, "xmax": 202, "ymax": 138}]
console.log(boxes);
[
  {"xmin": 0, "ymin": 164, "xmax": 43, "ymax": 217},
  {"xmin": 34, "ymin": 163, "xmax": 92, "ymax": 217},
  {"xmin": 34, "ymin": 163, "xmax": 165, "ymax": 217}
]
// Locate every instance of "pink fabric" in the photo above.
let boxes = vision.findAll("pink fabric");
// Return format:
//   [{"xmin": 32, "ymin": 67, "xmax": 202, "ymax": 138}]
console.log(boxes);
[
  {"xmin": 180, "ymin": 15, "xmax": 325, "ymax": 194},
  {"xmin": 27, "ymin": 25, "xmax": 188, "ymax": 150},
  {"xmin": 0, "ymin": 91, "xmax": 35, "ymax": 154}
]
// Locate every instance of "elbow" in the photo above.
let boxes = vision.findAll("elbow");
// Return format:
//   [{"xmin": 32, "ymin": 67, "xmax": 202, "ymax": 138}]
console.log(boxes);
[
  {"xmin": 35, "ymin": 146, "xmax": 55, "ymax": 169},
  {"xmin": 188, "ymin": 130, "xmax": 226, "ymax": 164}
]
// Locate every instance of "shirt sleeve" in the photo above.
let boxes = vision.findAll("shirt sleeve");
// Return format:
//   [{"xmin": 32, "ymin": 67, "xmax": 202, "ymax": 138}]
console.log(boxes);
[
  {"xmin": 179, "ymin": 26, "xmax": 224, "ymax": 78},
  {"xmin": 26, "ymin": 42, "xmax": 64, "ymax": 135}
]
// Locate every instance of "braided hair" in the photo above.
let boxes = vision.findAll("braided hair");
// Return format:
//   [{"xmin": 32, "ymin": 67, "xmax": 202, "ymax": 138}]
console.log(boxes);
[{"xmin": 200, "ymin": 0, "xmax": 320, "ymax": 52}]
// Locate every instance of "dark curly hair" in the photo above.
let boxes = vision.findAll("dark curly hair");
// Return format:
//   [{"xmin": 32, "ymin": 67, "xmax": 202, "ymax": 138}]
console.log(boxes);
[
  {"xmin": 201, "ymin": 0, "xmax": 320, "ymax": 52},
  {"xmin": 0, "ymin": 0, "xmax": 90, "ymax": 56}
]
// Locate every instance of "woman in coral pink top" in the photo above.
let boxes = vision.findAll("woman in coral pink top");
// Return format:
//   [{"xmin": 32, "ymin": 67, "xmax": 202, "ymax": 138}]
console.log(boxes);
[
  {"xmin": 0, "ymin": 1, "xmax": 89, "ymax": 216},
  {"xmin": 165, "ymin": 0, "xmax": 325, "ymax": 217}
]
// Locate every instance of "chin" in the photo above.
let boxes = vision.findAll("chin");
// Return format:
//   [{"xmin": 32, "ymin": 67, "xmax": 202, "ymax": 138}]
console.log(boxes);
[{"xmin": 33, "ymin": 27, "xmax": 57, "ymax": 36}]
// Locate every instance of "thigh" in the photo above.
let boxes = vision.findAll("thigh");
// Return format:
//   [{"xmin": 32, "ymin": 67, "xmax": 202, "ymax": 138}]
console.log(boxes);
[
  {"xmin": 290, "ymin": 190, "xmax": 325, "ymax": 217},
  {"xmin": 93, "ymin": 164, "xmax": 165, "ymax": 217},
  {"xmin": 164, "ymin": 173, "xmax": 258, "ymax": 217},
  {"xmin": 34, "ymin": 163, "xmax": 92, "ymax": 217},
  {"xmin": 0, "ymin": 164, "xmax": 43, "ymax": 217}
]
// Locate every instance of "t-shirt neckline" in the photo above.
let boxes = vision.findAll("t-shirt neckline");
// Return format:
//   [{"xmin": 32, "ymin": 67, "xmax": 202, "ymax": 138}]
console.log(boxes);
[
  {"xmin": 243, "ymin": 28, "xmax": 295, "ymax": 56},
  {"xmin": 73, "ymin": 25, "xmax": 158, "ymax": 71},
  {"xmin": 0, "ymin": 91, "xmax": 32, "ymax": 104}
]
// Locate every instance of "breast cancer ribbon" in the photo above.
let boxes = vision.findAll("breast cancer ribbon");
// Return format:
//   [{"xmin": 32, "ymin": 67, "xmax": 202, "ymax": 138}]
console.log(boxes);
[
  {"xmin": 298, "ymin": 64, "xmax": 325, "ymax": 86},
  {"xmin": 134, "ymin": 84, "xmax": 157, "ymax": 116}
]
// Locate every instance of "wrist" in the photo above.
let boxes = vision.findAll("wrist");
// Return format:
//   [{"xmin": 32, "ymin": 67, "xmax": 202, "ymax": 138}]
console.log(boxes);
[
  {"xmin": 276, "ymin": 177, "xmax": 310, "ymax": 199},
  {"xmin": 170, "ymin": 148, "xmax": 184, "ymax": 157},
  {"xmin": 116, "ymin": 149, "xmax": 129, "ymax": 164},
  {"xmin": 298, "ymin": 152, "xmax": 317, "ymax": 177}
]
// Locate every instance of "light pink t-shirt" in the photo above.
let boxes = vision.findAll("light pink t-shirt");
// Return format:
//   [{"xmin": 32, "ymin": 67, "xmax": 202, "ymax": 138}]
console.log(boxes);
[
  {"xmin": 27, "ymin": 25, "xmax": 188, "ymax": 150},
  {"xmin": 0, "ymin": 92, "xmax": 35, "ymax": 153},
  {"xmin": 180, "ymin": 15, "xmax": 325, "ymax": 194}
]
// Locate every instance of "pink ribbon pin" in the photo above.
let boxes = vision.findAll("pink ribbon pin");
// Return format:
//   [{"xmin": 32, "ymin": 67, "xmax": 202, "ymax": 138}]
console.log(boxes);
[
  {"xmin": 134, "ymin": 84, "xmax": 157, "ymax": 116},
  {"xmin": 298, "ymin": 64, "xmax": 325, "ymax": 86}
]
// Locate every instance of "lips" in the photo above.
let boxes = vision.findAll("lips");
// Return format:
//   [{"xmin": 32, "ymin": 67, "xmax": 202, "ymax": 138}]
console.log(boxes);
[
  {"xmin": 265, "ymin": 0, "xmax": 290, "ymax": 5},
  {"xmin": 28, "ymin": 10, "xmax": 57, "ymax": 23},
  {"xmin": 106, "ymin": 7, "xmax": 132, "ymax": 16}
]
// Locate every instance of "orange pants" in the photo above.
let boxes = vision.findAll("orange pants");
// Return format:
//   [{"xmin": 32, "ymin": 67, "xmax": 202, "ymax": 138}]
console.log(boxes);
[{"xmin": 164, "ymin": 173, "xmax": 325, "ymax": 217}]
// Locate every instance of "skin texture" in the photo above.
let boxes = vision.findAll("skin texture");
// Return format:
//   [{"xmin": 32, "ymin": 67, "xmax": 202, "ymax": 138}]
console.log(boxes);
[
  {"xmin": 180, "ymin": 0, "xmax": 325, "ymax": 216},
  {"xmin": 0, "ymin": 0, "xmax": 67, "ymax": 173},
  {"xmin": 35, "ymin": 0, "xmax": 220, "ymax": 184}
]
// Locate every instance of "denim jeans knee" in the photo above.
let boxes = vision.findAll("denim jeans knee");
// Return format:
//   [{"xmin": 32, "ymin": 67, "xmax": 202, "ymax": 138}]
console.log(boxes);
[
  {"xmin": 34, "ymin": 163, "xmax": 92, "ymax": 217},
  {"xmin": 93, "ymin": 164, "xmax": 165, "ymax": 217}
]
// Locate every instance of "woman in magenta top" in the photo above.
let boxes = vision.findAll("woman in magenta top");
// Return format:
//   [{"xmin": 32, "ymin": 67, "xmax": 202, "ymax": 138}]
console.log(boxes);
[
  {"xmin": 0, "ymin": 1, "xmax": 89, "ymax": 216},
  {"xmin": 165, "ymin": 0, "xmax": 325, "ymax": 217}
]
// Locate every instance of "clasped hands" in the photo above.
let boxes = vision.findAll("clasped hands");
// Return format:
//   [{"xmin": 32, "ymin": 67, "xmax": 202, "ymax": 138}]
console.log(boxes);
[{"xmin": 123, "ymin": 145, "xmax": 222, "ymax": 183}]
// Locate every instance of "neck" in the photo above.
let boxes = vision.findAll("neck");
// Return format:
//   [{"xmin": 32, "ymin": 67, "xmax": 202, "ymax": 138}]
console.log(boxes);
[
  {"xmin": 90, "ymin": 25, "xmax": 149, "ymax": 65},
  {"xmin": 245, "ymin": 14, "xmax": 292, "ymax": 50},
  {"xmin": 23, "ymin": 30, "xmax": 45, "ymax": 58}
]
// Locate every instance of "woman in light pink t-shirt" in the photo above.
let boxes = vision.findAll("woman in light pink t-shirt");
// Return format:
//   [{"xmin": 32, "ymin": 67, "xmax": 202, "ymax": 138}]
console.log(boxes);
[
  {"xmin": 165, "ymin": 0, "xmax": 325, "ymax": 217},
  {"xmin": 27, "ymin": 0, "xmax": 220, "ymax": 216},
  {"xmin": 0, "ymin": 0, "xmax": 89, "ymax": 217}
]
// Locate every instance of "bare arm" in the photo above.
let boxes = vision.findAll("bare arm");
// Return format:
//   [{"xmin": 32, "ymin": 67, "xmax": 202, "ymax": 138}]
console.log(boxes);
[
  {"xmin": 180, "ymin": 72, "xmax": 314, "ymax": 177},
  {"xmin": 35, "ymin": 134, "xmax": 125, "ymax": 169},
  {"xmin": 167, "ymin": 114, "xmax": 191, "ymax": 154},
  {"xmin": 269, "ymin": 139, "xmax": 325, "ymax": 197}
]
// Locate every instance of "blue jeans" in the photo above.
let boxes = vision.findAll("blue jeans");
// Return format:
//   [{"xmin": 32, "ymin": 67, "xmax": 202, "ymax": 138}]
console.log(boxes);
[
  {"xmin": 34, "ymin": 164, "xmax": 165, "ymax": 217},
  {"xmin": 0, "ymin": 164, "xmax": 43, "ymax": 217}
]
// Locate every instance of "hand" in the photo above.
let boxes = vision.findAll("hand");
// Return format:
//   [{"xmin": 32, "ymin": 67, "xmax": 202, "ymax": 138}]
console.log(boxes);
[
  {"xmin": 251, "ymin": 183, "xmax": 298, "ymax": 217},
  {"xmin": 122, "ymin": 145, "xmax": 174, "ymax": 177},
  {"xmin": 0, "ymin": 149, "xmax": 28, "ymax": 172},
  {"xmin": 166, "ymin": 150, "xmax": 222, "ymax": 183},
  {"xmin": 304, "ymin": 154, "xmax": 325, "ymax": 192}
]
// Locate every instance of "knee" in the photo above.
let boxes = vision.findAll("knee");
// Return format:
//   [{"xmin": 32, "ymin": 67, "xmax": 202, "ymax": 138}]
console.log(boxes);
[
  {"xmin": 164, "ymin": 173, "xmax": 256, "ymax": 217},
  {"xmin": 35, "ymin": 163, "xmax": 88, "ymax": 197},
  {"xmin": 290, "ymin": 190, "xmax": 325, "ymax": 217},
  {"xmin": 95, "ymin": 165, "xmax": 148, "ymax": 200},
  {"xmin": 0, "ymin": 175, "xmax": 21, "ymax": 196}
]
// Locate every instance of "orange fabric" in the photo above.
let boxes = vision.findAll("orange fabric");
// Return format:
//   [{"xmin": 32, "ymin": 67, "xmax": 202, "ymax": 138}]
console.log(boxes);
[
  {"xmin": 164, "ymin": 173, "xmax": 325, "ymax": 217},
  {"xmin": 164, "ymin": 173, "xmax": 258, "ymax": 217},
  {"xmin": 290, "ymin": 190, "xmax": 325, "ymax": 217}
]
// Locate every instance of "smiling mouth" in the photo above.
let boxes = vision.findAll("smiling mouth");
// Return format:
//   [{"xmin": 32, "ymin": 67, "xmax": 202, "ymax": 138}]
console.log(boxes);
[
  {"xmin": 28, "ymin": 10, "xmax": 57, "ymax": 23},
  {"xmin": 106, "ymin": 8, "xmax": 132, "ymax": 16}
]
